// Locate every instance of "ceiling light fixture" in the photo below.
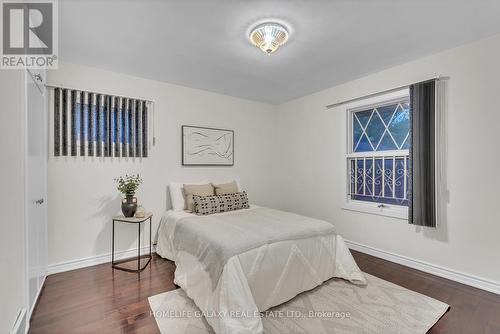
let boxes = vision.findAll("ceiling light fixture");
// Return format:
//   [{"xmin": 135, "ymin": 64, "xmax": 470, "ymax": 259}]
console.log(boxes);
[{"xmin": 249, "ymin": 22, "xmax": 289, "ymax": 55}]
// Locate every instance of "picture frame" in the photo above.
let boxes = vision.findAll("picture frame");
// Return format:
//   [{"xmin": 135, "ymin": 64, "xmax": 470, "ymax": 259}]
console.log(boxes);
[{"xmin": 182, "ymin": 125, "xmax": 234, "ymax": 166}]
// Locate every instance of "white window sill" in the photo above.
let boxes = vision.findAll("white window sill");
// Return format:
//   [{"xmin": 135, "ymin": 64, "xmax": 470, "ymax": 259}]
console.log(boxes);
[{"xmin": 342, "ymin": 201, "xmax": 408, "ymax": 220}]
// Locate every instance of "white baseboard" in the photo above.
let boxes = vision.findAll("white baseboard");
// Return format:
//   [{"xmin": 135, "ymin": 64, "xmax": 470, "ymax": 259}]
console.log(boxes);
[
  {"xmin": 345, "ymin": 239, "xmax": 500, "ymax": 295},
  {"xmin": 47, "ymin": 245, "xmax": 156, "ymax": 275},
  {"xmin": 10, "ymin": 308, "xmax": 26, "ymax": 334},
  {"xmin": 24, "ymin": 275, "xmax": 46, "ymax": 334},
  {"xmin": 27, "ymin": 275, "xmax": 46, "ymax": 324}
]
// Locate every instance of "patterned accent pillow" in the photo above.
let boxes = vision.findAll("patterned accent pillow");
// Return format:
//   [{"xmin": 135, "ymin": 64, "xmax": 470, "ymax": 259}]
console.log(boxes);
[{"xmin": 193, "ymin": 191, "xmax": 250, "ymax": 216}]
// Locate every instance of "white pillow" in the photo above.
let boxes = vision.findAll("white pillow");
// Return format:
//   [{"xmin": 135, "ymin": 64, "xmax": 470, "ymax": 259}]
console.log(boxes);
[{"xmin": 168, "ymin": 182, "xmax": 185, "ymax": 211}]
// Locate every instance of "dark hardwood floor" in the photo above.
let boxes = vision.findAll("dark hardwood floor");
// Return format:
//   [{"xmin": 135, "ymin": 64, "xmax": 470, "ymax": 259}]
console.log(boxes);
[{"xmin": 29, "ymin": 250, "xmax": 500, "ymax": 334}]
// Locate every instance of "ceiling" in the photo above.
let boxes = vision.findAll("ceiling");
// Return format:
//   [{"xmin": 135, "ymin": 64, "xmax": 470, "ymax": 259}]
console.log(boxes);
[{"xmin": 59, "ymin": 0, "xmax": 500, "ymax": 104}]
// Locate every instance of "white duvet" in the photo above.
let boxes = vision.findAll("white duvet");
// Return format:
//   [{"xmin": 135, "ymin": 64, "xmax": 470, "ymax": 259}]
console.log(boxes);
[{"xmin": 156, "ymin": 206, "xmax": 366, "ymax": 334}]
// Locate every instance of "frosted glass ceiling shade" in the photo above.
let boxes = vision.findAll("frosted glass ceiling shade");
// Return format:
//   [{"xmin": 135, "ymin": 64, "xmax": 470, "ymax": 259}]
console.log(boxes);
[{"xmin": 249, "ymin": 23, "xmax": 289, "ymax": 55}]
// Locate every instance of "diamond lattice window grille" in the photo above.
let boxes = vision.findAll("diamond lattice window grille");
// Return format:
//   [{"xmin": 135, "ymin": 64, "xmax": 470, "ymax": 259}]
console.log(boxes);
[{"xmin": 353, "ymin": 102, "xmax": 410, "ymax": 152}]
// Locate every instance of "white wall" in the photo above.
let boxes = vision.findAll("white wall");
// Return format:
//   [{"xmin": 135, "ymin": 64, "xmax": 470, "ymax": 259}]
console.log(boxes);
[
  {"xmin": 0, "ymin": 71, "xmax": 26, "ymax": 332},
  {"xmin": 275, "ymin": 34, "xmax": 500, "ymax": 284},
  {"xmin": 47, "ymin": 63, "xmax": 278, "ymax": 267}
]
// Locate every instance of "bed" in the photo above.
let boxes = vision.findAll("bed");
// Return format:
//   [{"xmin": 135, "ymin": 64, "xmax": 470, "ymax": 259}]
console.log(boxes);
[{"xmin": 156, "ymin": 204, "xmax": 366, "ymax": 334}]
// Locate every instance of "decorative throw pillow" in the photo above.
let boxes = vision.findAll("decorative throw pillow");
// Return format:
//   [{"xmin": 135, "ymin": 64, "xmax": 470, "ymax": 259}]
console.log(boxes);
[
  {"xmin": 193, "ymin": 191, "xmax": 250, "ymax": 216},
  {"xmin": 183, "ymin": 183, "xmax": 215, "ymax": 212},
  {"xmin": 213, "ymin": 180, "xmax": 239, "ymax": 195}
]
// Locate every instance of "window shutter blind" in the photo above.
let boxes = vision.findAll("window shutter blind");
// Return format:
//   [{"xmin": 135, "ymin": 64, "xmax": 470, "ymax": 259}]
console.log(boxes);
[
  {"xmin": 54, "ymin": 88, "xmax": 61, "ymax": 156},
  {"xmin": 52, "ymin": 88, "xmax": 152, "ymax": 158}
]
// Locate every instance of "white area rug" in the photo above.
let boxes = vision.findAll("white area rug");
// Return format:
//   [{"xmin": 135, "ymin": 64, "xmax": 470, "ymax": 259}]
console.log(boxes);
[{"xmin": 149, "ymin": 273, "xmax": 449, "ymax": 334}]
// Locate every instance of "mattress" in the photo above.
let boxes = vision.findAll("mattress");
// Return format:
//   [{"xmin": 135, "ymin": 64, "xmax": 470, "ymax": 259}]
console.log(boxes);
[{"xmin": 156, "ymin": 206, "xmax": 366, "ymax": 334}]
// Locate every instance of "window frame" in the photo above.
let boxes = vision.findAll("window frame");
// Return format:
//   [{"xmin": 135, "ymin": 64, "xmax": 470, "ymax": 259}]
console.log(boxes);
[{"xmin": 342, "ymin": 88, "xmax": 410, "ymax": 220}]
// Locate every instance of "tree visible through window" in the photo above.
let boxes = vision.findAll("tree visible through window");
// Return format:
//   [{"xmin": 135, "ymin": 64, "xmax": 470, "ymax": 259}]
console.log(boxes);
[{"xmin": 348, "ymin": 96, "xmax": 410, "ymax": 206}]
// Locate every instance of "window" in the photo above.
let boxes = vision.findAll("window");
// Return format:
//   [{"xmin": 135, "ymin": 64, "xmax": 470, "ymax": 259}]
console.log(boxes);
[
  {"xmin": 51, "ymin": 88, "xmax": 153, "ymax": 158},
  {"xmin": 344, "ymin": 89, "xmax": 410, "ymax": 219}
]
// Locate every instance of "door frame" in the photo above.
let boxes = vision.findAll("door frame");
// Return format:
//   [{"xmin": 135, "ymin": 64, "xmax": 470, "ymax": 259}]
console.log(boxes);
[{"xmin": 24, "ymin": 68, "xmax": 48, "ymax": 329}]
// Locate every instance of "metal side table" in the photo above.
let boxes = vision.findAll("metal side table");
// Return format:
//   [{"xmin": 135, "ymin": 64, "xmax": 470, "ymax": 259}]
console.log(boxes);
[{"xmin": 112, "ymin": 213, "xmax": 152, "ymax": 273}]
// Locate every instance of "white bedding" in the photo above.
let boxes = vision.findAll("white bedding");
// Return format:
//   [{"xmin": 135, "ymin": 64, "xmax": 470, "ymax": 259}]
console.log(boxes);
[{"xmin": 156, "ymin": 206, "xmax": 366, "ymax": 334}]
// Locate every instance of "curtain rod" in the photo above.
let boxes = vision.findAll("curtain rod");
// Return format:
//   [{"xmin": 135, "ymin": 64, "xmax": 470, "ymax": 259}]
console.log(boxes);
[
  {"xmin": 45, "ymin": 83, "xmax": 155, "ymax": 103},
  {"xmin": 325, "ymin": 75, "xmax": 449, "ymax": 110}
]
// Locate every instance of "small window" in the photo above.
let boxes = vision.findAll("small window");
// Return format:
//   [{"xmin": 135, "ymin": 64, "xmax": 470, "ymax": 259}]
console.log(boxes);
[
  {"xmin": 52, "ymin": 88, "xmax": 153, "ymax": 158},
  {"xmin": 345, "ymin": 90, "xmax": 410, "ymax": 218}
]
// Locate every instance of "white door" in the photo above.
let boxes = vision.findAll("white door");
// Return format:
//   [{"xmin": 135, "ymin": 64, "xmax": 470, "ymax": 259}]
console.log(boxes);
[{"xmin": 26, "ymin": 68, "xmax": 48, "ymax": 316}]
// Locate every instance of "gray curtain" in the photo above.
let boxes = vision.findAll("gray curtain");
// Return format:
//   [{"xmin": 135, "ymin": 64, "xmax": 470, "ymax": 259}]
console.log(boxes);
[{"xmin": 408, "ymin": 80, "xmax": 436, "ymax": 227}]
